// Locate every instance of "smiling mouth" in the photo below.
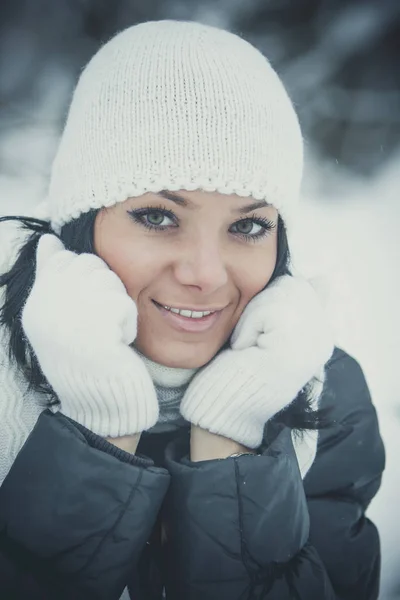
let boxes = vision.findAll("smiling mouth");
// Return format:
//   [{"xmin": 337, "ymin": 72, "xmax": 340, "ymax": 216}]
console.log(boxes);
[
  {"xmin": 152, "ymin": 300, "xmax": 223, "ymax": 319},
  {"xmin": 152, "ymin": 299, "xmax": 224, "ymax": 332}
]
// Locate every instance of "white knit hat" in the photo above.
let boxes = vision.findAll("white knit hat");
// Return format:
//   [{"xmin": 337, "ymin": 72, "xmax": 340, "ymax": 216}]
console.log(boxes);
[{"xmin": 35, "ymin": 20, "xmax": 303, "ymax": 233}]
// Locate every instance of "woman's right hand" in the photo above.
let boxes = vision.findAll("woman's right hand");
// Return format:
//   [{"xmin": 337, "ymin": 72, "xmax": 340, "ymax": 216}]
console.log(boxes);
[{"xmin": 21, "ymin": 234, "xmax": 159, "ymax": 438}]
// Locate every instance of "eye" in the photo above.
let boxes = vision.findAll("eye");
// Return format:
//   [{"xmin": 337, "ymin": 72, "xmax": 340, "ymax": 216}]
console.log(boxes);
[
  {"xmin": 146, "ymin": 210, "xmax": 172, "ymax": 227},
  {"xmin": 127, "ymin": 206, "xmax": 177, "ymax": 231},
  {"xmin": 233, "ymin": 220, "xmax": 263, "ymax": 236},
  {"xmin": 230, "ymin": 216, "xmax": 275, "ymax": 241}
]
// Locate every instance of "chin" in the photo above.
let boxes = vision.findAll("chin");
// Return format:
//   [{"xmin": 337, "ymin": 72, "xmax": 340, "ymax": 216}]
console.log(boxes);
[
  {"xmin": 151, "ymin": 349, "xmax": 213, "ymax": 370},
  {"xmin": 159, "ymin": 355, "xmax": 210, "ymax": 369}
]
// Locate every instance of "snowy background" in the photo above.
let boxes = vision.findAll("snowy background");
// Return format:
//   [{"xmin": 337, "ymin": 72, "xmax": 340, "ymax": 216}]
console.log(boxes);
[{"xmin": 0, "ymin": 1, "xmax": 398, "ymax": 597}]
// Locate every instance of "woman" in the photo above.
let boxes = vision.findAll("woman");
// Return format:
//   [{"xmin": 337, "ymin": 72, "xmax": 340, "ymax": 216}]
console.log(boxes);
[{"xmin": 0, "ymin": 20, "xmax": 385, "ymax": 600}]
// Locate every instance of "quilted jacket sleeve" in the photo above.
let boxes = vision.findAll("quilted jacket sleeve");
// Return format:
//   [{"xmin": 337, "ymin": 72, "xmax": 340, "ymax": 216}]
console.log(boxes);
[
  {"xmin": 162, "ymin": 348, "xmax": 385, "ymax": 600},
  {"xmin": 0, "ymin": 410, "xmax": 170, "ymax": 600},
  {"xmin": 304, "ymin": 349, "xmax": 385, "ymax": 600}
]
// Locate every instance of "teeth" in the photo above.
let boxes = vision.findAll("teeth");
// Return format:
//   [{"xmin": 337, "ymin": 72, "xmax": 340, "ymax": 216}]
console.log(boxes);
[
  {"xmin": 192, "ymin": 311, "xmax": 210, "ymax": 318},
  {"xmin": 162, "ymin": 305, "xmax": 214, "ymax": 319}
]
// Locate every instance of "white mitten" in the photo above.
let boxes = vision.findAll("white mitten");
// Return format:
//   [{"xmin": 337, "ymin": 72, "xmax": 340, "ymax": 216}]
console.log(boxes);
[
  {"xmin": 180, "ymin": 275, "xmax": 334, "ymax": 449},
  {"xmin": 21, "ymin": 234, "xmax": 158, "ymax": 437}
]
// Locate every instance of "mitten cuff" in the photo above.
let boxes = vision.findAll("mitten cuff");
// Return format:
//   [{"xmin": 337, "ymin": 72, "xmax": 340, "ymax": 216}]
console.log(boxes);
[
  {"xmin": 180, "ymin": 352, "xmax": 328, "ymax": 450},
  {"xmin": 180, "ymin": 353, "xmax": 279, "ymax": 449},
  {"xmin": 58, "ymin": 364, "xmax": 159, "ymax": 438}
]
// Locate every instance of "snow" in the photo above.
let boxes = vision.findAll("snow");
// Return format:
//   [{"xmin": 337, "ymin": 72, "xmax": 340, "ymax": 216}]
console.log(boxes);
[{"xmin": 291, "ymin": 153, "xmax": 400, "ymax": 600}]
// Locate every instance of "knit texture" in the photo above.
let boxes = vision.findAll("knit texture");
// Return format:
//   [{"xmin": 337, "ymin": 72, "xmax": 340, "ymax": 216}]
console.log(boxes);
[
  {"xmin": 33, "ymin": 20, "xmax": 303, "ymax": 233},
  {"xmin": 180, "ymin": 276, "xmax": 334, "ymax": 449},
  {"xmin": 138, "ymin": 351, "xmax": 197, "ymax": 433},
  {"xmin": 21, "ymin": 235, "xmax": 159, "ymax": 438},
  {"xmin": 0, "ymin": 226, "xmax": 45, "ymax": 485},
  {"xmin": 0, "ymin": 232, "xmax": 322, "ymax": 484}
]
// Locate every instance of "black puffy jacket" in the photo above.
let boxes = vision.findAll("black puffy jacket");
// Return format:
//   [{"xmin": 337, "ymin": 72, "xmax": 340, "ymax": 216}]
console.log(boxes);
[{"xmin": 0, "ymin": 348, "xmax": 385, "ymax": 600}]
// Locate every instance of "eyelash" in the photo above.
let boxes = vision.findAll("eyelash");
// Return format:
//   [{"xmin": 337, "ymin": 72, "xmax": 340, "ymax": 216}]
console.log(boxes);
[{"xmin": 127, "ymin": 204, "xmax": 276, "ymax": 242}]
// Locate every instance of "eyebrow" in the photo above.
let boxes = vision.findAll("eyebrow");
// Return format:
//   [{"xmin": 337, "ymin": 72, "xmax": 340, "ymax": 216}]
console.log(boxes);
[{"xmin": 157, "ymin": 190, "xmax": 270, "ymax": 214}]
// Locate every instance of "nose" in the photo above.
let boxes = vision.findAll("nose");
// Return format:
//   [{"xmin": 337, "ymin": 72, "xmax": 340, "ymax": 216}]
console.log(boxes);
[{"xmin": 173, "ymin": 236, "xmax": 228, "ymax": 294}]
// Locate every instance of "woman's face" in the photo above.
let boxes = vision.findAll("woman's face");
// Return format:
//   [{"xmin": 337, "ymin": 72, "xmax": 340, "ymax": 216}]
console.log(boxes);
[{"xmin": 94, "ymin": 190, "xmax": 278, "ymax": 368}]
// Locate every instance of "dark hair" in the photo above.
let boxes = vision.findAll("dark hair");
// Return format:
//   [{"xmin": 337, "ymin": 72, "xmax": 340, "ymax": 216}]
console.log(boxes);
[
  {"xmin": 0, "ymin": 210, "xmax": 331, "ymax": 432},
  {"xmin": 0, "ymin": 211, "xmax": 97, "ymax": 402}
]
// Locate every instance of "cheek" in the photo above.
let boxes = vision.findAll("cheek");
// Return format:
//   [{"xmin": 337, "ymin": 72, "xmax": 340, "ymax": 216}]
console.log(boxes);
[
  {"xmin": 94, "ymin": 221, "xmax": 157, "ymax": 302},
  {"xmin": 104, "ymin": 244, "xmax": 163, "ymax": 302},
  {"xmin": 241, "ymin": 263, "xmax": 273, "ymax": 301},
  {"xmin": 233, "ymin": 246, "xmax": 277, "ymax": 316}
]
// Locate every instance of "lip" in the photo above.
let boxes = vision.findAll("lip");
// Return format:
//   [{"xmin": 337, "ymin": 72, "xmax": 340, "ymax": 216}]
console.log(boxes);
[{"xmin": 152, "ymin": 300, "xmax": 223, "ymax": 333}]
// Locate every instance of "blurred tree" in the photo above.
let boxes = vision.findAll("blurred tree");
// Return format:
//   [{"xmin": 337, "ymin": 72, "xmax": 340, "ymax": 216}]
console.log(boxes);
[
  {"xmin": 234, "ymin": 0, "xmax": 400, "ymax": 174},
  {"xmin": 0, "ymin": 0, "xmax": 399, "ymax": 181}
]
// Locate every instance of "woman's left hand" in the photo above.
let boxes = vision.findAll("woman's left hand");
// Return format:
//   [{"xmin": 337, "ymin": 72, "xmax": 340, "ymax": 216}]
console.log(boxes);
[
  {"xmin": 180, "ymin": 275, "xmax": 334, "ymax": 451},
  {"xmin": 189, "ymin": 426, "xmax": 254, "ymax": 462}
]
